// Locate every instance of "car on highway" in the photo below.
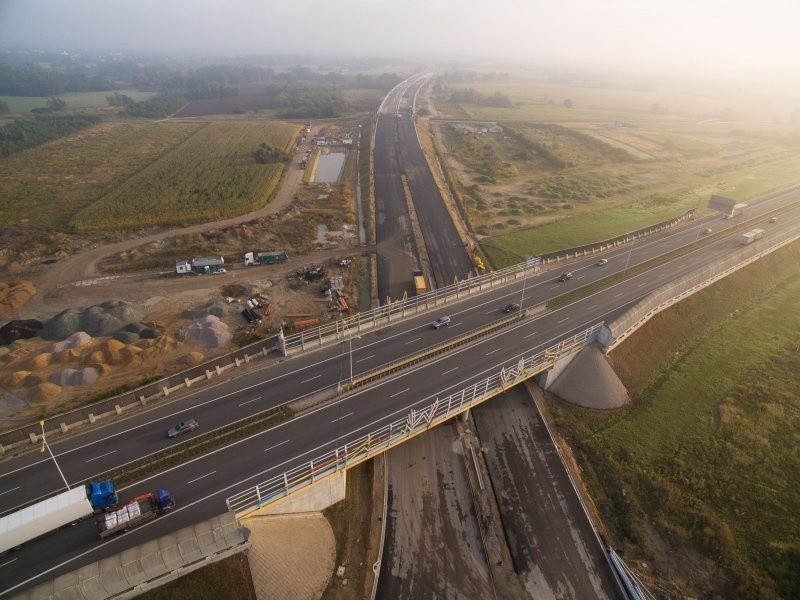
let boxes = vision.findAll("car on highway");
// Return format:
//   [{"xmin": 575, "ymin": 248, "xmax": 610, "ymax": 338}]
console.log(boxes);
[
  {"xmin": 430, "ymin": 316, "xmax": 451, "ymax": 329},
  {"xmin": 596, "ymin": 258, "xmax": 608, "ymax": 266},
  {"xmin": 503, "ymin": 303, "xmax": 520, "ymax": 313},
  {"xmin": 769, "ymin": 217, "xmax": 778, "ymax": 223},
  {"xmin": 558, "ymin": 272, "xmax": 573, "ymax": 282},
  {"xmin": 167, "ymin": 419, "xmax": 199, "ymax": 438},
  {"xmin": 702, "ymin": 228, "xmax": 713, "ymax": 235}
]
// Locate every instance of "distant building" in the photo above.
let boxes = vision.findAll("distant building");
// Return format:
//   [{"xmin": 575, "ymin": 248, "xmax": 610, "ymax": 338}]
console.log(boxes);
[{"xmin": 175, "ymin": 259, "xmax": 192, "ymax": 274}]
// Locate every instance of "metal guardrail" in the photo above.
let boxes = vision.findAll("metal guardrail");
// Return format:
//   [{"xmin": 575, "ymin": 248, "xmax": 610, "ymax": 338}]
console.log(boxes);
[{"xmin": 226, "ymin": 322, "xmax": 603, "ymax": 517}]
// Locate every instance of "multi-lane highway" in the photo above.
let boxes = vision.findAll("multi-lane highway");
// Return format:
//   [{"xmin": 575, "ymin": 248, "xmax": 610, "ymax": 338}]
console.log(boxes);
[{"xmin": 2, "ymin": 191, "xmax": 799, "ymax": 595}]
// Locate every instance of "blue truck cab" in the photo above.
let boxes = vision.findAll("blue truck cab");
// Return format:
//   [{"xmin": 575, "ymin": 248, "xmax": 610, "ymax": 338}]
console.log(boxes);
[
  {"xmin": 87, "ymin": 480, "xmax": 118, "ymax": 511},
  {"xmin": 154, "ymin": 488, "xmax": 175, "ymax": 512}
]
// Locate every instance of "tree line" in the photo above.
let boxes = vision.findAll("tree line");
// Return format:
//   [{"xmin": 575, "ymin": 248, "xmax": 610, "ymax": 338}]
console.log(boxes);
[{"xmin": 0, "ymin": 114, "xmax": 101, "ymax": 156}]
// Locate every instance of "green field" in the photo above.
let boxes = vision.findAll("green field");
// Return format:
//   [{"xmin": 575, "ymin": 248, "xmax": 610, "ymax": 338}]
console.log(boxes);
[
  {"xmin": 429, "ymin": 77, "xmax": 800, "ymax": 267},
  {"xmin": 549, "ymin": 242, "xmax": 800, "ymax": 597},
  {"xmin": 0, "ymin": 119, "xmax": 299, "ymax": 232},
  {"xmin": 0, "ymin": 90, "xmax": 157, "ymax": 113}
]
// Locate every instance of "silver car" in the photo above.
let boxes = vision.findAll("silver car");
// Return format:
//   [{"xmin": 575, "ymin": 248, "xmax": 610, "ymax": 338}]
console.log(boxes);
[
  {"xmin": 430, "ymin": 316, "xmax": 451, "ymax": 329},
  {"xmin": 167, "ymin": 419, "xmax": 199, "ymax": 438}
]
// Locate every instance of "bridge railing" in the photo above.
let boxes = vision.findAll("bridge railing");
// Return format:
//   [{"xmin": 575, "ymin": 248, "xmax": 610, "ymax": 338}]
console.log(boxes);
[{"xmin": 226, "ymin": 322, "xmax": 603, "ymax": 517}]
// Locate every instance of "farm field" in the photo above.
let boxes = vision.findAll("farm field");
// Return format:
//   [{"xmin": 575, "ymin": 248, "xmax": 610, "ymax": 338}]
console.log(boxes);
[
  {"xmin": 0, "ymin": 118, "xmax": 299, "ymax": 232},
  {"xmin": 547, "ymin": 241, "xmax": 800, "ymax": 598},
  {"xmin": 0, "ymin": 89, "xmax": 157, "ymax": 113},
  {"xmin": 427, "ymin": 76, "xmax": 800, "ymax": 266}
]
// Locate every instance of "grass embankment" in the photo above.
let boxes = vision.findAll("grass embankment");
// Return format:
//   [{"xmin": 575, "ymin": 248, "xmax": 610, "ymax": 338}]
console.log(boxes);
[
  {"xmin": 547, "ymin": 241, "xmax": 800, "ymax": 598},
  {"xmin": 139, "ymin": 552, "xmax": 256, "ymax": 600}
]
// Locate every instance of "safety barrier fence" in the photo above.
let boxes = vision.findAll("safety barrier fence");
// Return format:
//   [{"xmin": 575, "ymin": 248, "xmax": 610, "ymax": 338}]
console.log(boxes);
[
  {"xmin": 601, "ymin": 228, "xmax": 800, "ymax": 352},
  {"xmin": 226, "ymin": 322, "xmax": 603, "ymax": 517},
  {"xmin": 0, "ymin": 208, "xmax": 698, "ymax": 454}
]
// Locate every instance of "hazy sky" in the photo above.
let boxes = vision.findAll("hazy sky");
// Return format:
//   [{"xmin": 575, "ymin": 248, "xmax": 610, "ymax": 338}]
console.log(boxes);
[{"xmin": 1, "ymin": 0, "xmax": 797, "ymax": 78}]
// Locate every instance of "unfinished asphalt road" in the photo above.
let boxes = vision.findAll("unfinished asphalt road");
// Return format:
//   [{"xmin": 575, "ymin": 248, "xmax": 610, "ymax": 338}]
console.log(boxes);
[{"xmin": 473, "ymin": 384, "xmax": 623, "ymax": 599}]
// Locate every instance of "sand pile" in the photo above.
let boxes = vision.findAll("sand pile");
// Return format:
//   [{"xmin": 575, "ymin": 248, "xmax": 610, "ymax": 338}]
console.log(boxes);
[
  {"xmin": 0, "ymin": 280, "xmax": 37, "ymax": 317},
  {"xmin": 549, "ymin": 344, "xmax": 630, "ymax": 409}
]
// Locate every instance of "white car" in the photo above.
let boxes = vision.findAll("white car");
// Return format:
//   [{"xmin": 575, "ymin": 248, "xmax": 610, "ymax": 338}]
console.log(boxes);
[
  {"xmin": 213, "ymin": 268, "xmax": 227, "ymax": 274},
  {"xmin": 596, "ymin": 258, "xmax": 608, "ymax": 266},
  {"xmin": 702, "ymin": 228, "xmax": 712, "ymax": 235},
  {"xmin": 430, "ymin": 316, "xmax": 451, "ymax": 329}
]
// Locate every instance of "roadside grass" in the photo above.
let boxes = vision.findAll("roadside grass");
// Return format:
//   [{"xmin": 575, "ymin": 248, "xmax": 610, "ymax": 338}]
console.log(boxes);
[
  {"xmin": 0, "ymin": 90, "xmax": 156, "ymax": 114},
  {"xmin": 429, "ymin": 76, "xmax": 800, "ymax": 267},
  {"xmin": 548, "ymin": 241, "xmax": 800, "ymax": 597},
  {"xmin": 139, "ymin": 552, "xmax": 256, "ymax": 600}
]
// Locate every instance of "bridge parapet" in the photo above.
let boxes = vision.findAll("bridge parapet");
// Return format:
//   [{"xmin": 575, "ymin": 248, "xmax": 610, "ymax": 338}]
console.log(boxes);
[{"xmin": 226, "ymin": 323, "xmax": 603, "ymax": 518}]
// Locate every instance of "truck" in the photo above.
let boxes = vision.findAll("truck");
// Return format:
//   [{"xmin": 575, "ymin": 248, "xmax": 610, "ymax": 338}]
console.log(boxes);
[
  {"xmin": 0, "ymin": 480, "xmax": 118, "ymax": 554},
  {"xmin": 96, "ymin": 489, "xmax": 174, "ymax": 539},
  {"xmin": 244, "ymin": 250, "xmax": 289, "ymax": 266},
  {"xmin": 412, "ymin": 269, "xmax": 427, "ymax": 296},
  {"xmin": 741, "ymin": 228, "xmax": 765, "ymax": 245}
]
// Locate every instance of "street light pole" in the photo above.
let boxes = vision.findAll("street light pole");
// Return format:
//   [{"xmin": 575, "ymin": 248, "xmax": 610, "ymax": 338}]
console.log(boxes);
[
  {"xmin": 520, "ymin": 257, "xmax": 529, "ymax": 311},
  {"xmin": 40, "ymin": 420, "xmax": 70, "ymax": 491}
]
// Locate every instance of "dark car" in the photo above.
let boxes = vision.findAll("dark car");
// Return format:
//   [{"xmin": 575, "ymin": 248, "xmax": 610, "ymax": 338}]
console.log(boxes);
[
  {"xmin": 430, "ymin": 316, "xmax": 451, "ymax": 329},
  {"xmin": 503, "ymin": 303, "xmax": 520, "ymax": 313},
  {"xmin": 167, "ymin": 419, "xmax": 199, "ymax": 438},
  {"xmin": 558, "ymin": 272, "xmax": 573, "ymax": 282}
]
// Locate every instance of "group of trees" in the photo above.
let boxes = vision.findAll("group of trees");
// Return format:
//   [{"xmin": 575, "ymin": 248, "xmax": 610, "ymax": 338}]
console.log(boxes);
[
  {"xmin": 31, "ymin": 97, "xmax": 67, "ymax": 113},
  {"xmin": 253, "ymin": 142, "xmax": 287, "ymax": 164},
  {"xmin": 265, "ymin": 83, "xmax": 351, "ymax": 118},
  {"xmin": 449, "ymin": 88, "xmax": 513, "ymax": 108},
  {"xmin": 0, "ymin": 63, "xmax": 113, "ymax": 96},
  {"xmin": 0, "ymin": 114, "xmax": 101, "ymax": 156},
  {"xmin": 124, "ymin": 93, "xmax": 185, "ymax": 118}
]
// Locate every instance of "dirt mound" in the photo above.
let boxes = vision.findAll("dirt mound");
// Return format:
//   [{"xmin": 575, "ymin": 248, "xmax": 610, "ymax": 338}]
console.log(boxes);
[
  {"xmin": 0, "ymin": 280, "xmax": 37, "ymax": 317},
  {"xmin": 23, "ymin": 352, "xmax": 52, "ymax": 370},
  {"xmin": 28, "ymin": 382, "xmax": 63, "ymax": 403},
  {"xmin": 549, "ymin": 344, "xmax": 630, "ymax": 409},
  {"xmin": 3, "ymin": 370, "xmax": 31, "ymax": 387},
  {"xmin": 184, "ymin": 315, "xmax": 232, "ymax": 348},
  {"xmin": 0, "ymin": 319, "xmax": 43, "ymax": 345}
]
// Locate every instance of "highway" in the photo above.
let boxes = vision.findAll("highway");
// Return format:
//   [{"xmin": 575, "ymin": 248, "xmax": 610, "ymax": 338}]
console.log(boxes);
[{"xmin": 2, "ymin": 192, "xmax": 799, "ymax": 594}]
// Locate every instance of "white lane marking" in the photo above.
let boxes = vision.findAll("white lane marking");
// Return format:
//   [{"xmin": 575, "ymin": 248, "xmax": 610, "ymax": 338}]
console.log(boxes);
[
  {"xmin": 331, "ymin": 412, "xmax": 353, "ymax": 423},
  {"xmin": 405, "ymin": 337, "xmax": 422, "ymax": 344},
  {"xmin": 558, "ymin": 317, "xmax": 569, "ymax": 324},
  {"xmin": 614, "ymin": 292, "xmax": 624, "ymax": 298},
  {"xmin": 264, "ymin": 440, "xmax": 291, "ymax": 453},
  {"xmin": 0, "ymin": 486, "xmax": 20, "ymax": 497},
  {"xmin": 0, "ymin": 558, "xmax": 18, "ymax": 568},
  {"xmin": 85, "ymin": 450, "xmax": 117, "ymax": 463},
  {"xmin": 300, "ymin": 375, "xmax": 321, "ymax": 383},
  {"xmin": 187, "ymin": 471, "xmax": 217, "ymax": 485},
  {"xmin": 390, "ymin": 388, "xmax": 409, "ymax": 398},
  {"xmin": 485, "ymin": 348, "xmax": 501, "ymax": 355},
  {"xmin": 355, "ymin": 354, "xmax": 375, "ymax": 363},
  {"xmin": 441, "ymin": 367, "xmax": 458, "ymax": 375},
  {"xmin": 587, "ymin": 304, "xmax": 598, "ymax": 310},
  {"xmin": 238, "ymin": 395, "xmax": 262, "ymax": 407},
  {"xmin": 638, "ymin": 282, "xmax": 648, "ymax": 287},
  {"xmin": 524, "ymin": 331, "xmax": 538, "ymax": 339}
]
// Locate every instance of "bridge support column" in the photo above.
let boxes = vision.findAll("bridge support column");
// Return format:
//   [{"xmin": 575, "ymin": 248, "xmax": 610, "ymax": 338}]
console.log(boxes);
[{"xmin": 460, "ymin": 409, "xmax": 470, "ymax": 423}]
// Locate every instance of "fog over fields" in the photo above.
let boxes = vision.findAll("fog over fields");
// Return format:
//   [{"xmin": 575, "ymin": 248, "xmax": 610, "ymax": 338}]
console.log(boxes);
[{"xmin": 1, "ymin": 0, "xmax": 798, "ymax": 81}]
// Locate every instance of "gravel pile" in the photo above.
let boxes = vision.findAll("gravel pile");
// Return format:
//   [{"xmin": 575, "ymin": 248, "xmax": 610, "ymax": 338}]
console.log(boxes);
[
  {"xmin": 49, "ymin": 367, "xmax": 99, "ymax": 387},
  {"xmin": 51, "ymin": 331, "xmax": 93, "ymax": 353},
  {"xmin": 184, "ymin": 315, "xmax": 232, "ymax": 348},
  {"xmin": 42, "ymin": 301, "xmax": 149, "ymax": 340}
]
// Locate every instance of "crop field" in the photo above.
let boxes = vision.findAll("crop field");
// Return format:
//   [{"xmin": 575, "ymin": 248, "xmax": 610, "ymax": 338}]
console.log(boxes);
[
  {"xmin": 429, "ymin": 77, "xmax": 800, "ymax": 266},
  {"xmin": 0, "ymin": 119, "xmax": 299, "ymax": 232},
  {"xmin": 0, "ymin": 89, "xmax": 157, "ymax": 113},
  {"xmin": 72, "ymin": 121, "xmax": 298, "ymax": 231},
  {"xmin": 548, "ymin": 242, "xmax": 800, "ymax": 597}
]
